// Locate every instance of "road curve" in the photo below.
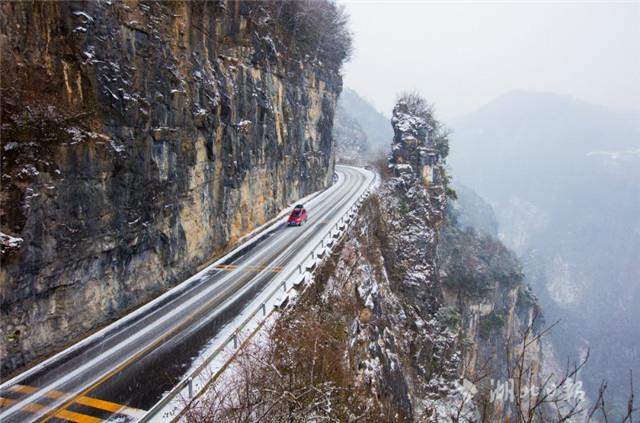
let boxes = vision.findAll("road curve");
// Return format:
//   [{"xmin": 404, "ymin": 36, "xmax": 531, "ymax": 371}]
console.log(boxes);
[{"xmin": 0, "ymin": 165, "xmax": 373, "ymax": 423}]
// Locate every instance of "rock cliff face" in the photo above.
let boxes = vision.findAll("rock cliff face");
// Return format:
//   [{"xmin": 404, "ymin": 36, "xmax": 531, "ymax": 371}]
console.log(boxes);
[
  {"xmin": 438, "ymin": 204, "xmax": 543, "ymax": 420},
  {"xmin": 0, "ymin": 1, "xmax": 343, "ymax": 374},
  {"xmin": 311, "ymin": 98, "xmax": 543, "ymax": 421}
]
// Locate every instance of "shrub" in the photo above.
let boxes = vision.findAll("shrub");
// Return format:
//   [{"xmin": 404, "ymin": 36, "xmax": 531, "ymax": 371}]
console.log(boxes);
[
  {"xmin": 255, "ymin": 1, "xmax": 353, "ymax": 72},
  {"xmin": 479, "ymin": 311, "xmax": 505, "ymax": 339}
]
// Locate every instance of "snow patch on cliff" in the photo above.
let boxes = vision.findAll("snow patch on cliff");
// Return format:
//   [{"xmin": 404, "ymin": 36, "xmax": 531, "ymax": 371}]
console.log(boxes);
[{"xmin": 1, "ymin": 232, "xmax": 23, "ymax": 253}]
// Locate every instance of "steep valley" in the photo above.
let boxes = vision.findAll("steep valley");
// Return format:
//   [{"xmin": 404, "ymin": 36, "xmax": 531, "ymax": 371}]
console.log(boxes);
[
  {"xmin": 449, "ymin": 90, "xmax": 640, "ymax": 420},
  {"xmin": 186, "ymin": 95, "xmax": 554, "ymax": 422}
]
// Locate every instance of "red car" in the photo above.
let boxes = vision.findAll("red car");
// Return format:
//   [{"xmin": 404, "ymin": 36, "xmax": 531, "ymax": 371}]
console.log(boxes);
[{"xmin": 288, "ymin": 204, "xmax": 308, "ymax": 226}]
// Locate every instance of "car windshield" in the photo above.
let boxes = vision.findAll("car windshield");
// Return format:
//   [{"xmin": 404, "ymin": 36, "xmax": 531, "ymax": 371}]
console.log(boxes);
[{"xmin": 292, "ymin": 210, "xmax": 302, "ymax": 216}]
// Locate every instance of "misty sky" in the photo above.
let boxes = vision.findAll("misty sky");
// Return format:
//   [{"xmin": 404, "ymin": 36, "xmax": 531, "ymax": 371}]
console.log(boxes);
[{"xmin": 341, "ymin": 1, "xmax": 640, "ymax": 120}]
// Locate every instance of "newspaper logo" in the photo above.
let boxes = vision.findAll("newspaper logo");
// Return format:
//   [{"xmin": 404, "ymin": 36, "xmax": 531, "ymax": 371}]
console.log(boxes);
[{"xmin": 489, "ymin": 379, "xmax": 586, "ymax": 405}]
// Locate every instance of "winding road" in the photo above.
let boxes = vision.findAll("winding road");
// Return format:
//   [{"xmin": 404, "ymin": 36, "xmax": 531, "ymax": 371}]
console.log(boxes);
[{"xmin": 0, "ymin": 165, "xmax": 374, "ymax": 423}]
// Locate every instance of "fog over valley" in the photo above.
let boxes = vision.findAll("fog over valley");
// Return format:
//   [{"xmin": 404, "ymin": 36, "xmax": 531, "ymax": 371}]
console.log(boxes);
[{"xmin": 339, "ymin": 1, "xmax": 639, "ymax": 420}]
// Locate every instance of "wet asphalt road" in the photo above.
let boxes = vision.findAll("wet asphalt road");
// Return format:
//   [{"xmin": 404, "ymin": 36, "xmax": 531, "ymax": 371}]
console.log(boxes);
[{"xmin": 0, "ymin": 166, "xmax": 371, "ymax": 423}]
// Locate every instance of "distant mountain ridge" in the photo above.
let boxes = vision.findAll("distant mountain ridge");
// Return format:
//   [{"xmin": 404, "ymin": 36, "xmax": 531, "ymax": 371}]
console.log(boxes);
[
  {"xmin": 334, "ymin": 88, "xmax": 394, "ymax": 154},
  {"xmin": 451, "ymin": 90, "xmax": 640, "ymax": 155},
  {"xmin": 449, "ymin": 90, "xmax": 640, "ymax": 206},
  {"xmin": 333, "ymin": 100, "xmax": 369, "ymax": 161},
  {"xmin": 448, "ymin": 90, "xmax": 640, "ymax": 420}
]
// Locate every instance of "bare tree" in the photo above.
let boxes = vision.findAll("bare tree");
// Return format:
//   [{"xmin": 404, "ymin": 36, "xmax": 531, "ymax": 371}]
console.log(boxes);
[
  {"xmin": 474, "ymin": 309, "xmax": 638, "ymax": 422},
  {"xmin": 586, "ymin": 371, "xmax": 637, "ymax": 423},
  {"xmin": 257, "ymin": 0, "xmax": 353, "ymax": 71}
]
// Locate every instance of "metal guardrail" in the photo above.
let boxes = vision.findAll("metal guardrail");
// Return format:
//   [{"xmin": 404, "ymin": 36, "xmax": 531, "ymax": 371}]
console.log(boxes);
[{"xmin": 140, "ymin": 171, "xmax": 377, "ymax": 422}]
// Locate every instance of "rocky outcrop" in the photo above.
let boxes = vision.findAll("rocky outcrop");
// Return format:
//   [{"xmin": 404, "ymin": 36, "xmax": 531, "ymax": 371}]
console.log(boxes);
[
  {"xmin": 282, "ymin": 97, "xmax": 459, "ymax": 419},
  {"xmin": 0, "ymin": 1, "xmax": 346, "ymax": 374},
  {"xmin": 180, "ymin": 96, "xmax": 550, "ymax": 421},
  {"xmin": 390, "ymin": 98, "xmax": 447, "ymax": 191},
  {"xmin": 307, "ymin": 97, "xmax": 543, "ymax": 421}
]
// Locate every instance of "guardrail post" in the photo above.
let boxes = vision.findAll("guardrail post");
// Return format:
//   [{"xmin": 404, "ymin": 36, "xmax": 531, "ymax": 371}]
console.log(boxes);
[
  {"xmin": 298, "ymin": 264, "xmax": 302, "ymax": 274},
  {"xmin": 320, "ymin": 238, "xmax": 324, "ymax": 248},
  {"xmin": 233, "ymin": 332, "xmax": 238, "ymax": 349},
  {"xmin": 282, "ymin": 281, "xmax": 286, "ymax": 291},
  {"xmin": 262, "ymin": 302, "xmax": 266, "ymax": 316},
  {"xmin": 187, "ymin": 377, "xmax": 193, "ymax": 398}
]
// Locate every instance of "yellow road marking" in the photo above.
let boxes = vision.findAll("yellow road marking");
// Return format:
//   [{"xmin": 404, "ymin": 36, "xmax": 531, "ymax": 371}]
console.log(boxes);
[
  {"xmin": 8, "ymin": 384, "xmax": 125, "ymax": 413},
  {"xmin": 38, "ymin": 259, "xmax": 284, "ymax": 421},
  {"xmin": 74, "ymin": 396, "xmax": 124, "ymax": 413},
  {"xmin": 9, "ymin": 384, "xmax": 51, "ymax": 395},
  {"xmin": 54, "ymin": 408, "xmax": 103, "ymax": 423},
  {"xmin": 0, "ymin": 396, "xmax": 102, "ymax": 423},
  {"xmin": 40, "ymin": 261, "xmax": 265, "ymax": 423},
  {"xmin": 214, "ymin": 264, "xmax": 237, "ymax": 270}
]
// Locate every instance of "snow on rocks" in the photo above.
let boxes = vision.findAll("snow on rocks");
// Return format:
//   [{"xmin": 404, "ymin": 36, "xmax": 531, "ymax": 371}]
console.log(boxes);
[
  {"xmin": 3, "ymin": 142, "xmax": 19, "ymax": 152},
  {"xmin": 234, "ymin": 120, "xmax": 253, "ymax": 133},
  {"xmin": 72, "ymin": 11, "xmax": 94, "ymax": 24},
  {"xmin": 391, "ymin": 108, "xmax": 427, "ymax": 139},
  {"xmin": 356, "ymin": 263, "xmax": 378, "ymax": 309},
  {"xmin": 108, "ymin": 138, "xmax": 126, "ymax": 153},
  {"xmin": 16, "ymin": 164, "xmax": 39, "ymax": 179},
  {"xmin": 1, "ymin": 232, "xmax": 24, "ymax": 254}
]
